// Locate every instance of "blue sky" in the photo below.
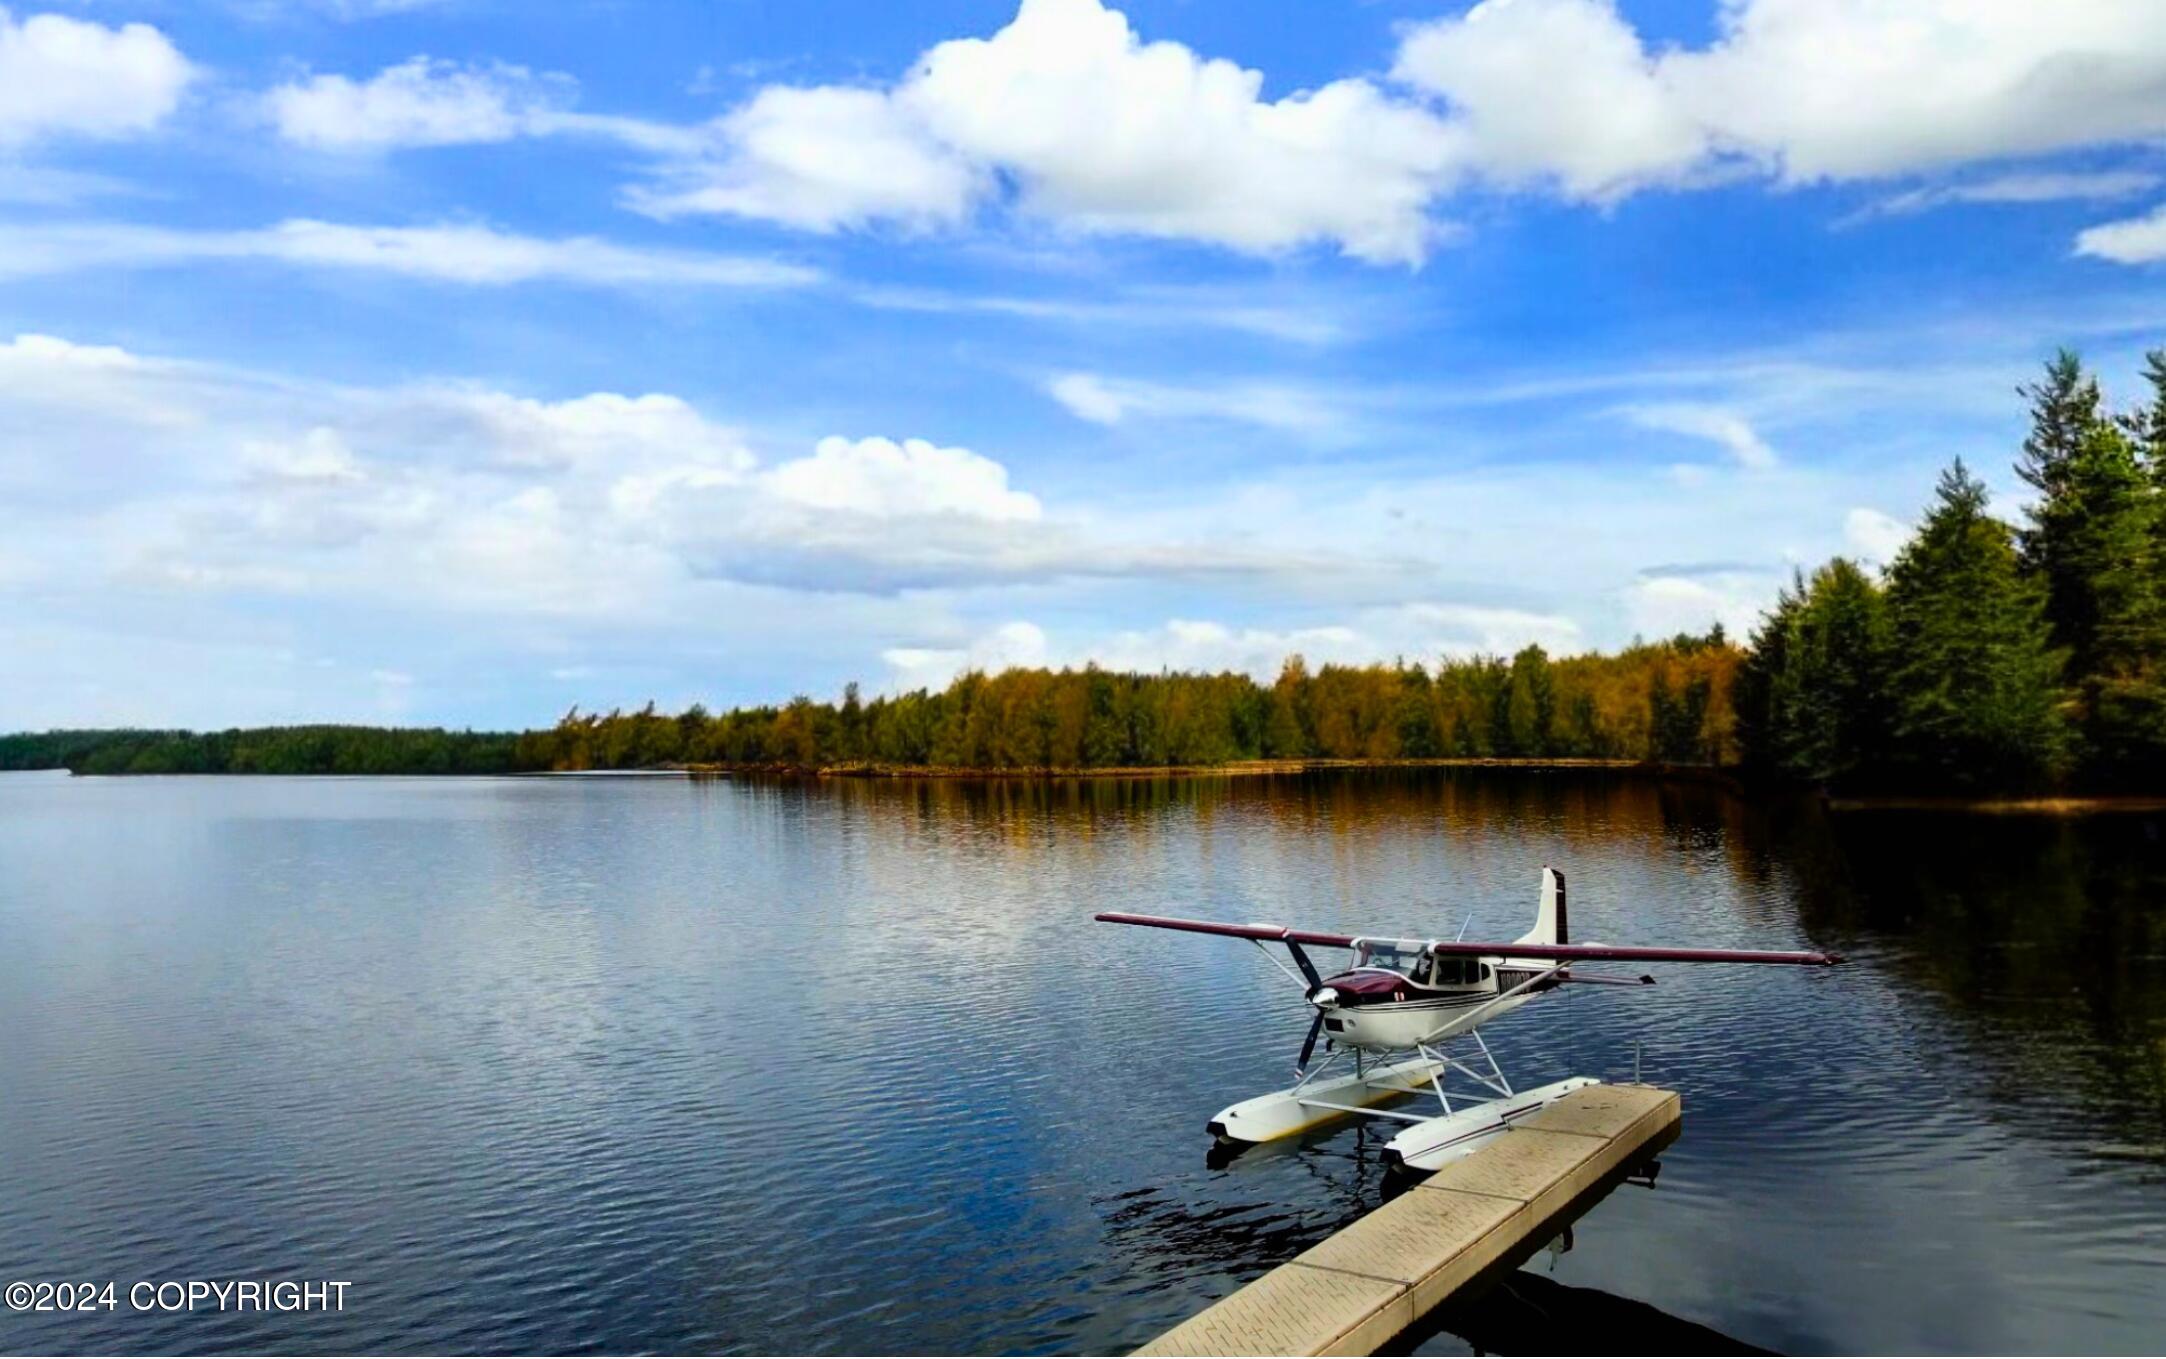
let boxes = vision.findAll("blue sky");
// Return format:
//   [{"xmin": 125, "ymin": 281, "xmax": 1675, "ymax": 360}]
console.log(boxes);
[{"xmin": 6, "ymin": 0, "xmax": 2166, "ymax": 730}]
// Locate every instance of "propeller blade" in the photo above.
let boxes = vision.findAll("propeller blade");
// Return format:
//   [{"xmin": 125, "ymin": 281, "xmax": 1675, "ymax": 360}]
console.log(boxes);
[
  {"xmin": 1297, "ymin": 1010, "xmax": 1325, "ymax": 1069},
  {"xmin": 1285, "ymin": 939, "xmax": 1323, "ymax": 991}
]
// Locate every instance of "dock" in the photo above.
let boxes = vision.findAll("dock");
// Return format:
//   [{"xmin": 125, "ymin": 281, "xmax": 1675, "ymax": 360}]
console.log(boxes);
[{"xmin": 1137, "ymin": 1084, "xmax": 1681, "ymax": 1357}]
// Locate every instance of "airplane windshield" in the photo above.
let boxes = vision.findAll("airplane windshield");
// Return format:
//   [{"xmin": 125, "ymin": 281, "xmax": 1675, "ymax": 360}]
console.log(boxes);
[{"xmin": 1359, "ymin": 944, "xmax": 1425, "ymax": 977}]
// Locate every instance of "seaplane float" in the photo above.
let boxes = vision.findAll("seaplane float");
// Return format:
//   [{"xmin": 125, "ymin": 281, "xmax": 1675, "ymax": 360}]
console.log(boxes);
[{"xmin": 1097, "ymin": 868, "xmax": 1842, "ymax": 1172}]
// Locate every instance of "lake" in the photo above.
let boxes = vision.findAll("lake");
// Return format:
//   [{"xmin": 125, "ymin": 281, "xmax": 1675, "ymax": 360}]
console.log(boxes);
[{"xmin": 1, "ymin": 769, "xmax": 2161, "ymax": 1354}]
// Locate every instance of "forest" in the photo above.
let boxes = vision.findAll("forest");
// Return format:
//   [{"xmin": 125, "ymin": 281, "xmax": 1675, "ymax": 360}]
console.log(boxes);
[
  {"xmin": 1736, "ymin": 348, "xmax": 2166, "ymax": 793},
  {"xmin": 511, "ymin": 633, "xmax": 1739, "ymax": 774},
  {"xmin": 0, "ymin": 725, "xmax": 526, "ymax": 776},
  {"xmin": 6, "ymin": 349, "xmax": 2161, "ymax": 795}
]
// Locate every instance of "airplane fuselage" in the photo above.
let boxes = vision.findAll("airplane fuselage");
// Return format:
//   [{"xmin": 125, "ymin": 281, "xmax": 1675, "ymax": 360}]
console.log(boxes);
[{"xmin": 1312, "ymin": 956, "xmax": 1559, "ymax": 1050}]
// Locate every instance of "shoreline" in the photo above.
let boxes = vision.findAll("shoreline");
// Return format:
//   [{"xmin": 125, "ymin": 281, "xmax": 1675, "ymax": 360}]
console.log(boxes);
[
  {"xmin": 1825, "ymin": 794, "xmax": 2166, "ymax": 815},
  {"xmin": 677, "ymin": 756, "xmax": 1744, "ymax": 786}
]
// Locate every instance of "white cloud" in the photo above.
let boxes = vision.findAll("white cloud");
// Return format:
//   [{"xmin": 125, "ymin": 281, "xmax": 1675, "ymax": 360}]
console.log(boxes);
[
  {"xmin": 1843, "ymin": 507, "xmax": 1909, "ymax": 563},
  {"xmin": 883, "ymin": 620, "xmax": 1052, "ymax": 690},
  {"xmin": 1392, "ymin": 0, "xmax": 1703, "ymax": 200},
  {"xmin": 1625, "ymin": 571, "xmax": 1773, "ymax": 640},
  {"xmin": 629, "ymin": 84, "xmax": 981, "ymax": 231},
  {"xmin": 244, "ymin": 428, "xmax": 365, "ymax": 483},
  {"xmin": 454, "ymin": 390, "xmax": 756, "ymax": 473},
  {"xmin": 267, "ymin": 57, "xmax": 564, "ymax": 150},
  {"xmin": 1847, "ymin": 169, "xmax": 2160, "ymax": 222},
  {"xmin": 765, "ymin": 436, "xmax": 1041, "ymax": 522},
  {"xmin": 899, "ymin": 0, "xmax": 1458, "ymax": 262},
  {"xmin": 1047, "ymin": 373, "xmax": 1126, "ymax": 425},
  {"xmin": 0, "ymin": 218, "xmax": 821, "ymax": 289},
  {"xmin": 1045, "ymin": 371, "xmax": 1338, "ymax": 432},
  {"xmin": 1395, "ymin": 0, "xmax": 2166, "ymax": 197},
  {"xmin": 0, "ymin": 9, "xmax": 194, "ymax": 145},
  {"xmin": 0, "ymin": 333, "xmax": 1307, "ymax": 623},
  {"xmin": 2075, "ymin": 202, "xmax": 2166, "ymax": 264},
  {"xmin": 638, "ymin": 0, "xmax": 1461, "ymax": 263},
  {"xmin": 1623, "ymin": 402, "xmax": 1777, "ymax": 469},
  {"xmin": 252, "ymin": 1, "xmax": 2166, "ymax": 265}
]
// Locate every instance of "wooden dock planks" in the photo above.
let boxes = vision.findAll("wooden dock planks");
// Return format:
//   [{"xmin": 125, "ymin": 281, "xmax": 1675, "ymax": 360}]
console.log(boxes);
[{"xmin": 1136, "ymin": 1084, "xmax": 1681, "ymax": 1357}]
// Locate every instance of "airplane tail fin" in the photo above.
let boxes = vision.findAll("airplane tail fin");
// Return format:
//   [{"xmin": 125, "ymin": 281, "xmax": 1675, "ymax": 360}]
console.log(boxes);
[{"xmin": 1516, "ymin": 866, "xmax": 1568, "ymax": 946}]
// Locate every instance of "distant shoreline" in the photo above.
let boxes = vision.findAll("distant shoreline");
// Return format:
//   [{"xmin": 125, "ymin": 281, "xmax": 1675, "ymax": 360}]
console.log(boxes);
[
  {"xmin": 1824, "ymin": 794, "xmax": 2166, "ymax": 815},
  {"xmin": 674, "ymin": 756, "xmax": 1752, "ymax": 788}
]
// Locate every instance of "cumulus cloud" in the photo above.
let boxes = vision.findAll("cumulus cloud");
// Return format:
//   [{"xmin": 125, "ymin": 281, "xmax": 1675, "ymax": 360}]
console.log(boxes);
[
  {"xmin": 256, "ymin": 2, "xmax": 2166, "ymax": 264},
  {"xmin": 260, "ymin": 4, "xmax": 1458, "ymax": 260},
  {"xmin": 0, "ymin": 9, "xmax": 194, "ymax": 145},
  {"xmin": 1395, "ymin": 0, "xmax": 2166, "ymax": 198},
  {"xmin": 0, "ymin": 218, "xmax": 820, "ymax": 289},
  {"xmin": 1623, "ymin": 402, "xmax": 1777, "ymax": 469},
  {"xmin": 629, "ymin": 85, "xmax": 982, "ymax": 231},
  {"xmin": 0, "ymin": 333, "xmax": 1311, "ymax": 620},
  {"xmin": 2075, "ymin": 203, "xmax": 2166, "ymax": 264},
  {"xmin": 766, "ymin": 436, "xmax": 1041, "ymax": 522},
  {"xmin": 526, "ymin": 0, "xmax": 1464, "ymax": 262},
  {"xmin": 267, "ymin": 57, "xmax": 566, "ymax": 150},
  {"xmin": 1392, "ymin": 0, "xmax": 1703, "ymax": 200}
]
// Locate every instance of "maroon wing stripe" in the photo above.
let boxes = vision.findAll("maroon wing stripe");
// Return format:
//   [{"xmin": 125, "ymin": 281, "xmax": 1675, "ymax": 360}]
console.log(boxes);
[{"xmin": 1091, "ymin": 912, "xmax": 1360, "ymax": 949}]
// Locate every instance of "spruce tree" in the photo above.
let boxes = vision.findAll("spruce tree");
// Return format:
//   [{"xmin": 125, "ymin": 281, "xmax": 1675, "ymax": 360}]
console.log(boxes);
[
  {"xmin": 2016, "ymin": 348, "xmax": 2104, "ymax": 502},
  {"xmin": 1734, "ymin": 572, "xmax": 1805, "ymax": 775},
  {"xmin": 2061, "ymin": 422, "xmax": 2166, "ymax": 782},
  {"xmin": 1885, "ymin": 460, "xmax": 2071, "ymax": 791},
  {"xmin": 2017, "ymin": 351, "xmax": 2112, "ymax": 665},
  {"xmin": 1786, "ymin": 558, "xmax": 1895, "ymax": 788},
  {"xmin": 2116, "ymin": 348, "xmax": 2166, "ymax": 472}
]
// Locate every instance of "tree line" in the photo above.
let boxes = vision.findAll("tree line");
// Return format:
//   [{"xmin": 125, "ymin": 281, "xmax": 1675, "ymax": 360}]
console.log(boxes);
[
  {"xmin": 1736, "ymin": 348, "xmax": 2166, "ymax": 793},
  {"xmin": 513, "ymin": 633, "xmax": 1740, "ymax": 774},
  {"xmin": 0, "ymin": 726, "xmax": 525, "ymax": 776}
]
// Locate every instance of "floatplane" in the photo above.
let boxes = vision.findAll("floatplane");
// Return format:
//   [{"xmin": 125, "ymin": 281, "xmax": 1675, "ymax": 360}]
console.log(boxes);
[{"xmin": 1098, "ymin": 868, "xmax": 1842, "ymax": 1172}]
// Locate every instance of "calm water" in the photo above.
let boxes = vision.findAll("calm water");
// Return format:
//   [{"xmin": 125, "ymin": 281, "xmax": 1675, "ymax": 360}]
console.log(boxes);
[{"xmin": 1, "ymin": 769, "xmax": 2161, "ymax": 1355}]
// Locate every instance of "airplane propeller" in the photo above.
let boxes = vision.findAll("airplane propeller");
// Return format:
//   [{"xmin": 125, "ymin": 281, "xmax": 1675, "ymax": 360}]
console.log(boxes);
[
  {"xmin": 1286, "ymin": 940, "xmax": 1333, "ymax": 1069},
  {"xmin": 1285, "ymin": 939, "xmax": 1323, "ymax": 992},
  {"xmin": 1298, "ymin": 1009, "xmax": 1325, "ymax": 1069}
]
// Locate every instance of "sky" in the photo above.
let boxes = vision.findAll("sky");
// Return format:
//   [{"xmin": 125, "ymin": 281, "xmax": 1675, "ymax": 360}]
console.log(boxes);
[{"xmin": 6, "ymin": 0, "xmax": 2166, "ymax": 731}]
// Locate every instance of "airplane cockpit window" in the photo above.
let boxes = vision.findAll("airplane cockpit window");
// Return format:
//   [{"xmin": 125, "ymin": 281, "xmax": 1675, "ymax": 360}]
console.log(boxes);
[{"xmin": 1360, "ymin": 944, "xmax": 1423, "ymax": 978}]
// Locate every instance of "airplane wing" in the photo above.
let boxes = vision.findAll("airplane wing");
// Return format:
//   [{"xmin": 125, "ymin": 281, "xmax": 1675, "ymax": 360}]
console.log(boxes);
[
  {"xmin": 1093, "ymin": 911, "xmax": 1841, "ymax": 966},
  {"xmin": 1429, "ymin": 940, "xmax": 1842, "ymax": 966},
  {"xmin": 1092, "ymin": 912, "xmax": 1362, "ymax": 949}
]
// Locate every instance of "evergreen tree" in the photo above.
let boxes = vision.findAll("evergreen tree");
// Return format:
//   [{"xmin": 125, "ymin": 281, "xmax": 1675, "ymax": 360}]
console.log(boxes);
[
  {"xmin": 2016, "ymin": 348, "xmax": 2105, "ymax": 504},
  {"xmin": 1885, "ymin": 460, "xmax": 2071, "ymax": 790},
  {"xmin": 2061, "ymin": 423, "xmax": 2166, "ymax": 781},
  {"xmin": 2017, "ymin": 351, "xmax": 2114, "ymax": 658},
  {"xmin": 2116, "ymin": 347, "xmax": 2166, "ymax": 470},
  {"xmin": 1755, "ymin": 558, "xmax": 1896, "ymax": 787},
  {"xmin": 1734, "ymin": 573, "xmax": 1804, "ymax": 774}
]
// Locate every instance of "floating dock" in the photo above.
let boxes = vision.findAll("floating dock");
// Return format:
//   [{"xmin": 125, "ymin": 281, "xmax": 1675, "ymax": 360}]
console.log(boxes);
[{"xmin": 1137, "ymin": 1083, "xmax": 1681, "ymax": 1357}]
